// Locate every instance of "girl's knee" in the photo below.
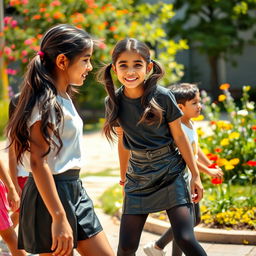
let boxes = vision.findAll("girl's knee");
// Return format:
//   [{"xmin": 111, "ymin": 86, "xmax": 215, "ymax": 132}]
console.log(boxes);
[{"xmin": 174, "ymin": 232, "xmax": 194, "ymax": 248}]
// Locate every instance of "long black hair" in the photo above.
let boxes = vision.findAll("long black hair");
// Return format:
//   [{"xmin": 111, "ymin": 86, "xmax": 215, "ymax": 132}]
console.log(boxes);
[
  {"xmin": 98, "ymin": 38, "xmax": 165, "ymax": 141},
  {"xmin": 7, "ymin": 24, "xmax": 93, "ymax": 163}
]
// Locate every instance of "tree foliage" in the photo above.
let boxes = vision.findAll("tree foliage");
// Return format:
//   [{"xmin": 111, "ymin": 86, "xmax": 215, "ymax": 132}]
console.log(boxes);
[
  {"xmin": 2, "ymin": 0, "xmax": 187, "ymax": 111},
  {"xmin": 167, "ymin": 0, "xmax": 256, "ymax": 96}
]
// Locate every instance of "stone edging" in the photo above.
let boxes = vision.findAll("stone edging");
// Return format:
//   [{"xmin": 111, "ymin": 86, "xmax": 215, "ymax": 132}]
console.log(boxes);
[{"xmin": 144, "ymin": 216, "xmax": 256, "ymax": 245}]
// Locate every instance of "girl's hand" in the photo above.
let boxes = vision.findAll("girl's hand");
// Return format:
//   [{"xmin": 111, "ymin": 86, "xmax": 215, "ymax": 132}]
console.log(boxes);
[
  {"xmin": 7, "ymin": 187, "xmax": 20, "ymax": 212},
  {"xmin": 190, "ymin": 175, "xmax": 204, "ymax": 203},
  {"xmin": 51, "ymin": 216, "xmax": 73, "ymax": 256},
  {"xmin": 207, "ymin": 168, "xmax": 223, "ymax": 178}
]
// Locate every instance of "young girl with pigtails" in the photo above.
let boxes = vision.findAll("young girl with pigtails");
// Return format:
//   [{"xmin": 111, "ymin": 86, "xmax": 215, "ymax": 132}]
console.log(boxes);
[{"xmin": 99, "ymin": 38, "xmax": 207, "ymax": 256}]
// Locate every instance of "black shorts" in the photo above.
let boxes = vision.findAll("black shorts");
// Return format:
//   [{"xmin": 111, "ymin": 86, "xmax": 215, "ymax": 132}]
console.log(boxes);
[{"xmin": 18, "ymin": 170, "xmax": 103, "ymax": 254}]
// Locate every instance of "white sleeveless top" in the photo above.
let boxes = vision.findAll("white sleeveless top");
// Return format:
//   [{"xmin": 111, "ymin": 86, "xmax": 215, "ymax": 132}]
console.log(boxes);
[
  {"xmin": 181, "ymin": 121, "xmax": 198, "ymax": 159},
  {"xmin": 181, "ymin": 121, "xmax": 198, "ymax": 186},
  {"xmin": 22, "ymin": 95, "xmax": 85, "ymax": 174}
]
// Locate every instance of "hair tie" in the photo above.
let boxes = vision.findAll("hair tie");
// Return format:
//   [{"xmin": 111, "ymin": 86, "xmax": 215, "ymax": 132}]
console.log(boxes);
[{"xmin": 37, "ymin": 51, "xmax": 45, "ymax": 58}]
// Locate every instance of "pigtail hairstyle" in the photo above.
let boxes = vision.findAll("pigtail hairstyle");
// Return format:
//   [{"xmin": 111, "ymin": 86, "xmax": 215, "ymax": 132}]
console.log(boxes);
[
  {"xmin": 6, "ymin": 24, "xmax": 93, "ymax": 163},
  {"xmin": 99, "ymin": 38, "xmax": 164, "ymax": 141},
  {"xmin": 138, "ymin": 59, "xmax": 164, "ymax": 126},
  {"xmin": 98, "ymin": 63, "xmax": 120, "ymax": 141}
]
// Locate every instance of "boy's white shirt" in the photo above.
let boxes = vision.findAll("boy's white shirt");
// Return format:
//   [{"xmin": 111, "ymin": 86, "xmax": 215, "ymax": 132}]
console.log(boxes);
[{"xmin": 181, "ymin": 120, "xmax": 198, "ymax": 188}]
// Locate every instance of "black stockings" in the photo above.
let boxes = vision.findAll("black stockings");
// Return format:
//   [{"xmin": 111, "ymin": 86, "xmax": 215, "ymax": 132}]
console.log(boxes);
[
  {"xmin": 156, "ymin": 203, "xmax": 201, "ymax": 256},
  {"xmin": 117, "ymin": 204, "xmax": 206, "ymax": 256},
  {"xmin": 117, "ymin": 213, "xmax": 148, "ymax": 256}
]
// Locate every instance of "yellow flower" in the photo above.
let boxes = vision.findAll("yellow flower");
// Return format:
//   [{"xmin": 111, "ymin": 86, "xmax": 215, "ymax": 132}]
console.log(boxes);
[
  {"xmin": 219, "ymin": 83, "xmax": 230, "ymax": 90},
  {"xmin": 229, "ymin": 132, "xmax": 240, "ymax": 140},
  {"xmin": 216, "ymin": 120, "xmax": 232, "ymax": 130},
  {"xmin": 192, "ymin": 115, "xmax": 204, "ymax": 121},
  {"xmin": 218, "ymin": 94, "xmax": 226, "ymax": 102},
  {"xmin": 243, "ymin": 85, "xmax": 251, "ymax": 92},
  {"xmin": 229, "ymin": 158, "xmax": 240, "ymax": 165},
  {"xmin": 220, "ymin": 138, "xmax": 229, "ymax": 146},
  {"xmin": 243, "ymin": 240, "xmax": 249, "ymax": 245},
  {"xmin": 196, "ymin": 128, "xmax": 205, "ymax": 136},
  {"xmin": 202, "ymin": 148, "xmax": 209, "ymax": 155},
  {"xmin": 225, "ymin": 164, "xmax": 234, "ymax": 171},
  {"xmin": 217, "ymin": 158, "xmax": 228, "ymax": 167}
]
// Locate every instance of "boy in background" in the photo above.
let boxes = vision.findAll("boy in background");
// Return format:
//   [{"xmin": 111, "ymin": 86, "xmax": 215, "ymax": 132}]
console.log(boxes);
[{"xmin": 144, "ymin": 83, "xmax": 223, "ymax": 256}]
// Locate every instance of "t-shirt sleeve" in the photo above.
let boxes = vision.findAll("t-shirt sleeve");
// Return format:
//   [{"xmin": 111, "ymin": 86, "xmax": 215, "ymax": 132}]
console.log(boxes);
[
  {"xmin": 27, "ymin": 103, "xmax": 42, "ymax": 128},
  {"xmin": 165, "ymin": 90, "xmax": 183, "ymax": 123}
]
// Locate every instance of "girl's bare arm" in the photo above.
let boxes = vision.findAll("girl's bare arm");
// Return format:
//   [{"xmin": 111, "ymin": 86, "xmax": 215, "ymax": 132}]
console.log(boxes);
[
  {"xmin": 29, "ymin": 121, "xmax": 73, "ymax": 256},
  {"xmin": 115, "ymin": 127, "xmax": 130, "ymax": 183}
]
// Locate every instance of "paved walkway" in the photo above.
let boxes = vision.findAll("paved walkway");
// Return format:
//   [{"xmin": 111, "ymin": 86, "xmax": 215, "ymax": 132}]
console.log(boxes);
[{"xmin": 0, "ymin": 130, "xmax": 255, "ymax": 255}]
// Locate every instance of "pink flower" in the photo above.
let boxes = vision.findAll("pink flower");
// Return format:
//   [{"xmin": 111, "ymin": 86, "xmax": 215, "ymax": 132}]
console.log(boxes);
[
  {"xmin": 4, "ymin": 47, "xmax": 12, "ymax": 55},
  {"xmin": 21, "ymin": 50, "xmax": 28, "ymax": 56},
  {"xmin": 11, "ymin": 20, "xmax": 18, "ymax": 27},
  {"xmin": 6, "ymin": 68, "xmax": 17, "ymax": 75},
  {"xmin": 98, "ymin": 41, "xmax": 106, "ymax": 49},
  {"xmin": 4, "ymin": 16, "xmax": 12, "ymax": 25},
  {"xmin": 24, "ymin": 39, "xmax": 33, "ymax": 45},
  {"xmin": 50, "ymin": 0, "xmax": 61, "ymax": 6}
]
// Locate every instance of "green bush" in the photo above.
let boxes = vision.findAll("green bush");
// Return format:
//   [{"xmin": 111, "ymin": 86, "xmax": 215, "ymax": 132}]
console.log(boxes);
[{"xmin": 4, "ymin": 0, "xmax": 187, "ymax": 110}]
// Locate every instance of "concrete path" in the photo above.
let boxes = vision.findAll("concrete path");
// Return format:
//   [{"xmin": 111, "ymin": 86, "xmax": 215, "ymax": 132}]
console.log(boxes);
[{"xmin": 0, "ymin": 130, "xmax": 255, "ymax": 255}]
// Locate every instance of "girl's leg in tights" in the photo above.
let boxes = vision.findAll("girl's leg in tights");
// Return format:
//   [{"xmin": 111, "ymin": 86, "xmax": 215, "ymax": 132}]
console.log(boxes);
[
  {"xmin": 156, "ymin": 202, "xmax": 202, "ymax": 255},
  {"xmin": 171, "ymin": 202, "xmax": 202, "ymax": 256},
  {"xmin": 166, "ymin": 204, "xmax": 207, "ymax": 256},
  {"xmin": 117, "ymin": 213, "xmax": 148, "ymax": 256}
]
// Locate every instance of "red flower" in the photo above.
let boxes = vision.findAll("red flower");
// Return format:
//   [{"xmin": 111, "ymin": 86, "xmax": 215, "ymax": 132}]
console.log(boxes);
[
  {"xmin": 208, "ymin": 163, "xmax": 218, "ymax": 169},
  {"xmin": 214, "ymin": 148, "xmax": 222, "ymax": 153},
  {"xmin": 206, "ymin": 153, "xmax": 218, "ymax": 161},
  {"xmin": 211, "ymin": 177, "xmax": 223, "ymax": 185},
  {"xmin": 252, "ymin": 125, "xmax": 256, "ymax": 131},
  {"xmin": 246, "ymin": 160, "xmax": 256, "ymax": 167}
]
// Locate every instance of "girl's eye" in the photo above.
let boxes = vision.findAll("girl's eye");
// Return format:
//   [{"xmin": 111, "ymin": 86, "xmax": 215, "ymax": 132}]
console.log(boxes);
[
  {"xmin": 134, "ymin": 64, "xmax": 142, "ymax": 68},
  {"xmin": 119, "ymin": 64, "xmax": 127, "ymax": 68}
]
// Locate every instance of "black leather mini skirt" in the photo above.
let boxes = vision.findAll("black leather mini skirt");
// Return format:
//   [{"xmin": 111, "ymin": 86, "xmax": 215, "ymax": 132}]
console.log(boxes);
[
  {"xmin": 123, "ymin": 145, "xmax": 191, "ymax": 214},
  {"xmin": 18, "ymin": 170, "xmax": 103, "ymax": 254}
]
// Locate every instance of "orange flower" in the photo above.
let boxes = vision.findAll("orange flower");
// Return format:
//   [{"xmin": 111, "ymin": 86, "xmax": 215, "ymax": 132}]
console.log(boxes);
[
  {"xmin": 53, "ymin": 11, "xmax": 64, "ymax": 19},
  {"xmin": 219, "ymin": 83, "xmax": 230, "ymax": 90},
  {"xmin": 214, "ymin": 148, "xmax": 222, "ymax": 153},
  {"xmin": 32, "ymin": 15, "xmax": 41, "ymax": 20},
  {"xmin": 109, "ymin": 26, "xmax": 117, "ymax": 32}
]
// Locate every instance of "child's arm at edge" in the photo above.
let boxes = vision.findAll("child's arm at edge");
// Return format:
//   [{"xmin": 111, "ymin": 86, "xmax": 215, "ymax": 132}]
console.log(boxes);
[
  {"xmin": 115, "ymin": 127, "xmax": 130, "ymax": 184},
  {"xmin": 169, "ymin": 118, "xmax": 204, "ymax": 203}
]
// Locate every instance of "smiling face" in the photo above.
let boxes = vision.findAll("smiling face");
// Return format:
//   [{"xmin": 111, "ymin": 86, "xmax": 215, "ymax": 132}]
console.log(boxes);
[
  {"xmin": 113, "ymin": 50, "xmax": 152, "ymax": 92},
  {"xmin": 66, "ymin": 47, "xmax": 93, "ymax": 86}
]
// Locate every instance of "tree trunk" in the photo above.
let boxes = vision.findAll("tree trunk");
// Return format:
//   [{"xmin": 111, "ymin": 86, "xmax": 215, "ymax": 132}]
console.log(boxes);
[{"xmin": 208, "ymin": 55, "xmax": 219, "ymax": 100}]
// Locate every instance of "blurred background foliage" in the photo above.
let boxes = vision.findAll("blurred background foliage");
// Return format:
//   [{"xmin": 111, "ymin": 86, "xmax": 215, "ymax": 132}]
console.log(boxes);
[{"xmin": 1, "ymin": 0, "xmax": 187, "ymax": 125}]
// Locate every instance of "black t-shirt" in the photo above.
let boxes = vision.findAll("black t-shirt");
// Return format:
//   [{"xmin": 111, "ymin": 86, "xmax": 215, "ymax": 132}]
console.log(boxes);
[{"xmin": 107, "ymin": 85, "xmax": 183, "ymax": 151}]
